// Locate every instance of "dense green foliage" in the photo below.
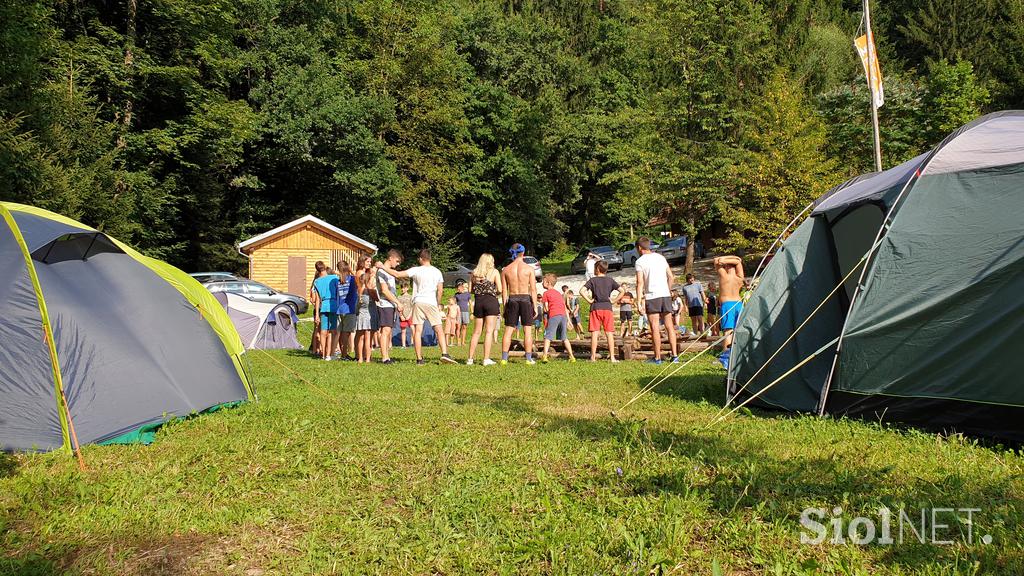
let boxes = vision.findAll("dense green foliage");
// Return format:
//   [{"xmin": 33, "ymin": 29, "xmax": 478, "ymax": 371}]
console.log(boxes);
[
  {"xmin": 3, "ymin": 338, "xmax": 1023, "ymax": 573},
  {"xmin": 2, "ymin": 0, "xmax": 1019, "ymax": 270}
]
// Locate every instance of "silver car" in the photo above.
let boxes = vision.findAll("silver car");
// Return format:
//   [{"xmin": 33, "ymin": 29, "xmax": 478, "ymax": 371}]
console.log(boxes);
[
  {"xmin": 619, "ymin": 242, "xmax": 660, "ymax": 266},
  {"xmin": 189, "ymin": 271, "xmax": 239, "ymax": 284},
  {"xmin": 570, "ymin": 246, "xmax": 623, "ymax": 274},
  {"xmin": 501, "ymin": 256, "xmax": 544, "ymax": 281},
  {"xmin": 204, "ymin": 279, "xmax": 309, "ymax": 315}
]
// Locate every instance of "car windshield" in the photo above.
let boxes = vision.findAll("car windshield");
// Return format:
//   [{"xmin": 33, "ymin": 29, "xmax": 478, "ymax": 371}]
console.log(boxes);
[
  {"xmin": 592, "ymin": 246, "xmax": 614, "ymax": 253},
  {"xmin": 524, "ymin": 257, "xmax": 538, "ymax": 264},
  {"xmin": 245, "ymin": 282, "xmax": 273, "ymax": 295},
  {"xmin": 211, "ymin": 282, "xmax": 244, "ymax": 292}
]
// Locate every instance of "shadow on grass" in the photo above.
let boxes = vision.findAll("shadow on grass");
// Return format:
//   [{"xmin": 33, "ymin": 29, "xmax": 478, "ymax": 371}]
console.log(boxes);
[
  {"xmin": 641, "ymin": 372, "xmax": 724, "ymax": 406},
  {"xmin": 0, "ymin": 555, "xmax": 66, "ymax": 576},
  {"xmin": 0, "ymin": 532, "xmax": 214, "ymax": 576},
  {"xmin": 0, "ymin": 452, "xmax": 18, "ymax": 479},
  {"xmin": 447, "ymin": 389, "xmax": 1021, "ymax": 571}
]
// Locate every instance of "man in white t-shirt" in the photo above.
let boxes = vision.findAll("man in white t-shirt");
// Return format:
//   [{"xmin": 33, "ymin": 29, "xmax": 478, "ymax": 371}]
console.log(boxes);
[
  {"xmin": 634, "ymin": 236, "xmax": 679, "ymax": 364},
  {"xmin": 377, "ymin": 249, "xmax": 457, "ymax": 365},
  {"xmin": 584, "ymin": 252, "xmax": 598, "ymax": 281}
]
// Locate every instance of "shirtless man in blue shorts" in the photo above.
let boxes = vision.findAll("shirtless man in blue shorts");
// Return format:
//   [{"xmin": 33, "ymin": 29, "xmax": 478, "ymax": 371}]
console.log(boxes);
[{"xmin": 715, "ymin": 255, "xmax": 745, "ymax": 356}]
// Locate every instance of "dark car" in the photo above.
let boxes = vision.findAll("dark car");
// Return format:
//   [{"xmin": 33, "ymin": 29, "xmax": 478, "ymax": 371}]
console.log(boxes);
[
  {"xmin": 189, "ymin": 271, "xmax": 239, "ymax": 284},
  {"xmin": 569, "ymin": 246, "xmax": 624, "ymax": 274},
  {"xmin": 442, "ymin": 262, "xmax": 475, "ymax": 287},
  {"xmin": 655, "ymin": 236, "xmax": 688, "ymax": 263},
  {"xmin": 204, "ymin": 279, "xmax": 308, "ymax": 315}
]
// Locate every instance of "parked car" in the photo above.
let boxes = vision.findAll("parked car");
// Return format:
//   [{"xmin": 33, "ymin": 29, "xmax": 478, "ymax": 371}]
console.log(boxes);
[
  {"xmin": 204, "ymin": 279, "xmax": 308, "ymax": 315},
  {"xmin": 569, "ymin": 246, "xmax": 624, "ymax": 274},
  {"xmin": 189, "ymin": 271, "xmax": 239, "ymax": 284},
  {"xmin": 619, "ymin": 241, "xmax": 660, "ymax": 266},
  {"xmin": 500, "ymin": 255, "xmax": 544, "ymax": 281},
  {"xmin": 443, "ymin": 262, "xmax": 475, "ymax": 287},
  {"xmin": 655, "ymin": 236, "xmax": 688, "ymax": 263},
  {"xmin": 655, "ymin": 234, "xmax": 704, "ymax": 264},
  {"xmin": 655, "ymin": 236, "xmax": 707, "ymax": 263}
]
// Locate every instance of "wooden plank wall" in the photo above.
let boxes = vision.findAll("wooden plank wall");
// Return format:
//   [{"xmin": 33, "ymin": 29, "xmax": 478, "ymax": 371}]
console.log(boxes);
[{"xmin": 247, "ymin": 224, "xmax": 374, "ymax": 294}]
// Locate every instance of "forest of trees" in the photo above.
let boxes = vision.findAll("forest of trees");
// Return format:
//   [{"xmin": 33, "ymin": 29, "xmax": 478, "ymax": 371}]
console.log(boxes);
[{"xmin": 1, "ymin": 0, "xmax": 1018, "ymax": 272}]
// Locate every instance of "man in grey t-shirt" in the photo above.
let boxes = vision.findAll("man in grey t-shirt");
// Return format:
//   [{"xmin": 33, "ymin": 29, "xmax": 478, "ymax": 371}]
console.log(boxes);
[
  {"xmin": 375, "ymin": 249, "xmax": 403, "ymax": 364},
  {"xmin": 681, "ymin": 273, "xmax": 707, "ymax": 337}
]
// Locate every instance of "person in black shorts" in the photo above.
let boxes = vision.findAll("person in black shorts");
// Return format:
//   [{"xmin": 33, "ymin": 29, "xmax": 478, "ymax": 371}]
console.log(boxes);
[
  {"xmin": 619, "ymin": 291, "xmax": 635, "ymax": 338},
  {"xmin": 467, "ymin": 253, "xmax": 502, "ymax": 366},
  {"xmin": 706, "ymin": 280, "xmax": 720, "ymax": 337},
  {"xmin": 504, "ymin": 295, "xmax": 535, "ymax": 334},
  {"xmin": 501, "ymin": 243, "xmax": 539, "ymax": 364}
]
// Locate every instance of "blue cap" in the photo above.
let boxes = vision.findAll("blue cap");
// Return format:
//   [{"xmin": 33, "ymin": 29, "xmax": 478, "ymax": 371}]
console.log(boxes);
[{"xmin": 509, "ymin": 243, "xmax": 525, "ymax": 256}]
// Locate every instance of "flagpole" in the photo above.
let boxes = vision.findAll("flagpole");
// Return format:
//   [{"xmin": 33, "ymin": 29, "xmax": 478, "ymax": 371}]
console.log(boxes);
[{"xmin": 863, "ymin": 0, "xmax": 883, "ymax": 171}]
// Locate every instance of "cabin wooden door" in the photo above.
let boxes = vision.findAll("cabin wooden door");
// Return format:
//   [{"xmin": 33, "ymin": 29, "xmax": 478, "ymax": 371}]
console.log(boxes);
[{"xmin": 287, "ymin": 256, "xmax": 306, "ymax": 296}]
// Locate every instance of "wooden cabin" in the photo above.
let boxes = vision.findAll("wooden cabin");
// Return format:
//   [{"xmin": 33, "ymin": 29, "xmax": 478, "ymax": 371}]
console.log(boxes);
[{"xmin": 238, "ymin": 215, "xmax": 378, "ymax": 295}]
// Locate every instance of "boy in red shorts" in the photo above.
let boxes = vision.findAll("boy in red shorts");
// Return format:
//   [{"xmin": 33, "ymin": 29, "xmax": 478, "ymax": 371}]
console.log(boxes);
[{"xmin": 581, "ymin": 260, "xmax": 624, "ymax": 362}]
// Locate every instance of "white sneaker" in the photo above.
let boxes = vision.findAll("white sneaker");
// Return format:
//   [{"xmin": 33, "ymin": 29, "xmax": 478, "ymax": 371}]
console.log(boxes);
[
  {"xmin": 482, "ymin": 358, "xmax": 496, "ymax": 366},
  {"xmin": 466, "ymin": 358, "xmax": 475, "ymax": 366},
  {"xmin": 525, "ymin": 359, "xmax": 536, "ymax": 365},
  {"xmin": 323, "ymin": 356, "xmax": 332, "ymax": 362}
]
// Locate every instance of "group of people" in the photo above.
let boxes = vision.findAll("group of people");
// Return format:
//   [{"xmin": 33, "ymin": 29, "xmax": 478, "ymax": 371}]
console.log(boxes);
[{"xmin": 308, "ymin": 238, "xmax": 748, "ymax": 367}]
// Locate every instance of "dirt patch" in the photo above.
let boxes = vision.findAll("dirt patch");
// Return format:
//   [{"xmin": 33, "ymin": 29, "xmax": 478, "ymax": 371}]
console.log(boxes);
[{"xmin": 6, "ymin": 524, "xmax": 306, "ymax": 576}]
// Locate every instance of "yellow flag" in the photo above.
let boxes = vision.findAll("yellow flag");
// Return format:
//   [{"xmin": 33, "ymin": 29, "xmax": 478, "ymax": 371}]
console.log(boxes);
[{"xmin": 854, "ymin": 33, "xmax": 884, "ymax": 108}]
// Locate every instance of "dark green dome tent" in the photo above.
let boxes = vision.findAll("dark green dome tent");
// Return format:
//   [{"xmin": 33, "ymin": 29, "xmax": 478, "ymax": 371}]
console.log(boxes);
[
  {"xmin": 727, "ymin": 111, "xmax": 1024, "ymax": 440},
  {"xmin": 0, "ymin": 202, "xmax": 253, "ymax": 452}
]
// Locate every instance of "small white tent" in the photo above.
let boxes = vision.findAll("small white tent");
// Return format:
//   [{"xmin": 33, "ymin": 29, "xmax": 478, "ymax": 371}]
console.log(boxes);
[{"xmin": 213, "ymin": 292, "xmax": 302, "ymax": 350}]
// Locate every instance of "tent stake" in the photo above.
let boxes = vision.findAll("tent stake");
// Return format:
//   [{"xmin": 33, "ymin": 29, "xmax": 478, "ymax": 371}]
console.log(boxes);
[{"xmin": 60, "ymin": 387, "xmax": 87, "ymax": 471}]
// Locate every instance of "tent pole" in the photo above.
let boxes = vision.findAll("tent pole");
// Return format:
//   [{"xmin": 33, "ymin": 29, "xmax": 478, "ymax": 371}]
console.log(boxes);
[
  {"xmin": 716, "ymin": 240, "xmax": 883, "ymax": 420},
  {"xmin": 817, "ymin": 167, "xmax": 927, "ymax": 415},
  {"xmin": 729, "ymin": 199, "xmax": 815, "ymax": 401},
  {"xmin": 727, "ymin": 200, "xmax": 817, "ymax": 403},
  {"xmin": 58, "ymin": 385, "xmax": 87, "ymax": 471}
]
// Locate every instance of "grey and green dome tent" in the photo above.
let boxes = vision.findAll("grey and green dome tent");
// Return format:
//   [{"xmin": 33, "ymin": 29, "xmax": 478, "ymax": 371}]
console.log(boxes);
[
  {"xmin": 728, "ymin": 111, "xmax": 1024, "ymax": 440},
  {"xmin": 0, "ymin": 202, "xmax": 254, "ymax": 452}
]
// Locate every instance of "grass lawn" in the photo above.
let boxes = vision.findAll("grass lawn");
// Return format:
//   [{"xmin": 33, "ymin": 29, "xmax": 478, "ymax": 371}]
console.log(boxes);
[
  {"xmin": 2, "ymin": 324, "xmax": 1022, "ymax": 574},
  {"xmin": 539, "ymin": 257, "xmax": 572, "ymax": 277}
]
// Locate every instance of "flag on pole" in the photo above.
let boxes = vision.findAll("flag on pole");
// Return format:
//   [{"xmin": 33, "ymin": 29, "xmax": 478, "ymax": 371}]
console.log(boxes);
[{"xmin": 854, "ymin": 33, "xmax": 884, "ymax": 108}]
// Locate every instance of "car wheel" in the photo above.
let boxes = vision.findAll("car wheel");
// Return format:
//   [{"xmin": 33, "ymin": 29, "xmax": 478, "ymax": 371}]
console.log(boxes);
[{"xmin": 286, "ymin": 302, "xmax": 299, "ymax": 315}]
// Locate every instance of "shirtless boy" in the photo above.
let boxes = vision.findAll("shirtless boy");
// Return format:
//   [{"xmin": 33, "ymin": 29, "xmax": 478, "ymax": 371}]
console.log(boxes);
[
  {"xmin": 501, "ymin": 243, "xmax": 538, "ymax": 365},
  {"xmin": 715, "ymin": 255, "xmax": 745, "ymax": 353}
]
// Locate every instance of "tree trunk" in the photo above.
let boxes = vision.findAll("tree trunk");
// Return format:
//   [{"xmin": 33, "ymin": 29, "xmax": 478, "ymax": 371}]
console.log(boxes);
[
  {"xmin": 112, "ymin": 0, "xmax": 137, "ymax": 216},
  {"xmin": 684, "ymin": 216, "xmax": 696, "ymax": 274},
  {"xmin": 122, "ymin": 0, "xmax": 136, "ymax": 134}
]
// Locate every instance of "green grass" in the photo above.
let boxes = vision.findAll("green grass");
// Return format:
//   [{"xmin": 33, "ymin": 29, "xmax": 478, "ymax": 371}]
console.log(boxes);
[
  {"xmin": 2, "ymin": 325, "xmax": 1023, "ymax": 574},
  {"xmin": 539, "ymin": 257, "xmax": 573, "ymax": 277}
]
